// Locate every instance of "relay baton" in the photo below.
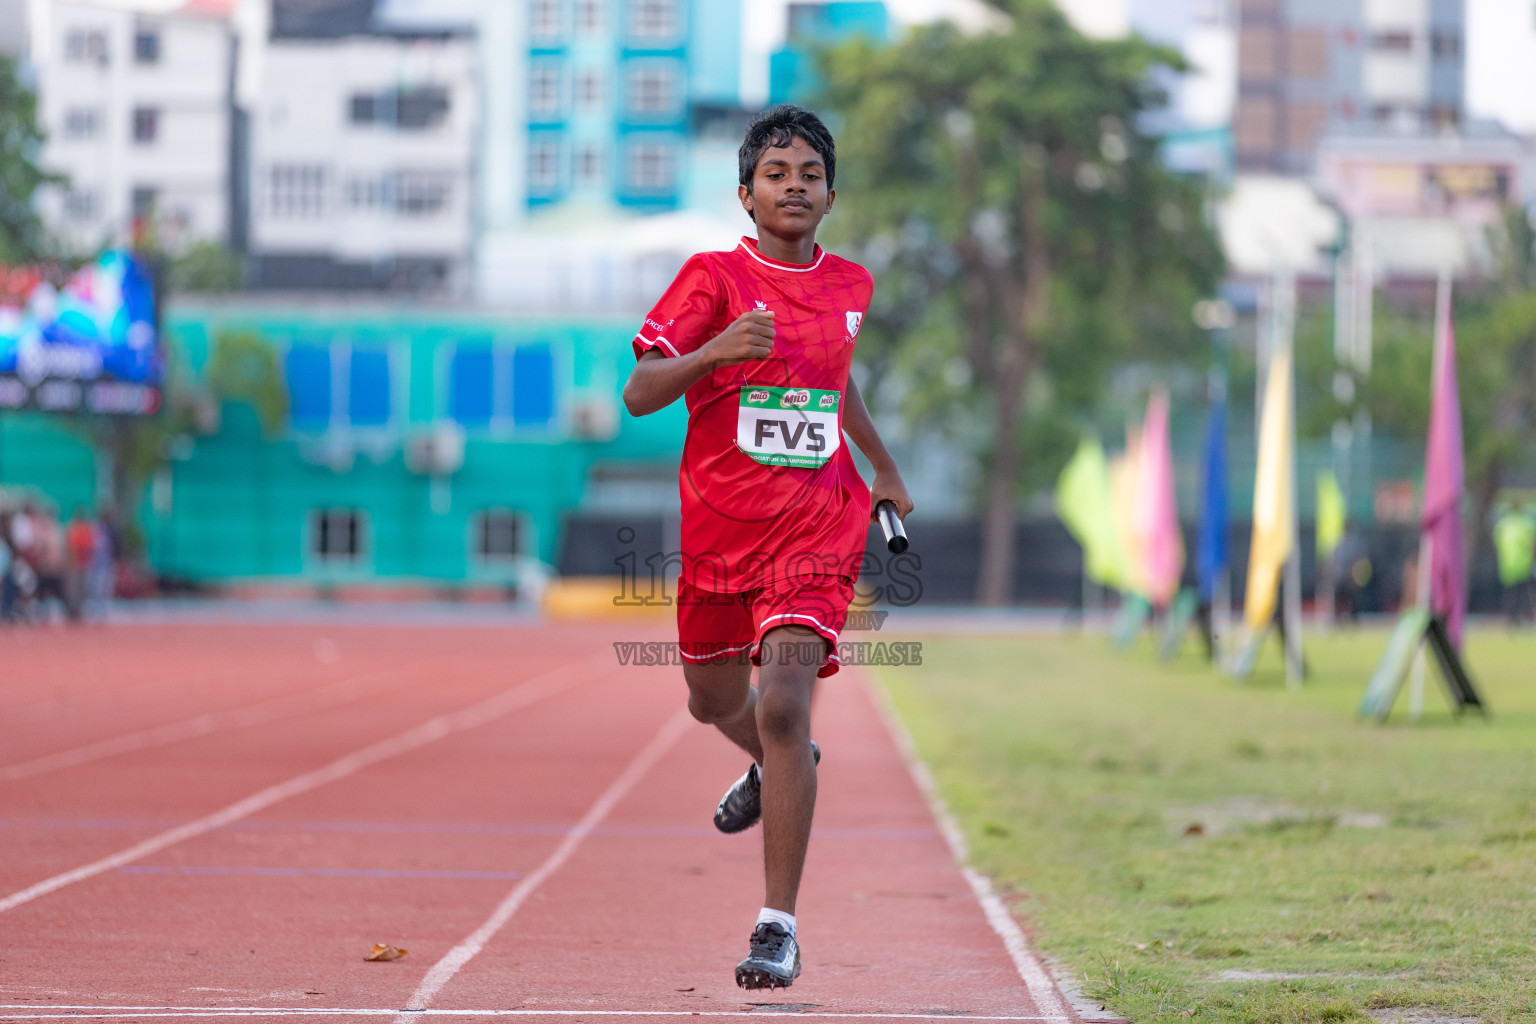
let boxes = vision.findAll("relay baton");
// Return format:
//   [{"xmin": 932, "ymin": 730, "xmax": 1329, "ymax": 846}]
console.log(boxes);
[{"xmin": 876, "ymin": 500, "xmax": 908, "ymax": 554}]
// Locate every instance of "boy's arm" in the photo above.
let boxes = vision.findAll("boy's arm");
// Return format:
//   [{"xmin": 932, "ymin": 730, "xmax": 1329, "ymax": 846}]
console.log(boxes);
[
  {"xmin": 623, "ymin": 311, "xmax": 777, "ymax": 417},
  {"xmin": 843, "ymin": 374, "xmax": 914, "ymax": 521}
]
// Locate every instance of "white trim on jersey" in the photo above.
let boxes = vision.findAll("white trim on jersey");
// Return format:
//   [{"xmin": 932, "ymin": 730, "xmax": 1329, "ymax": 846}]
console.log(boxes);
[
  {"xmin": 737, "ymin": 239, "xmax": 827, "ymax": 273},
  {"xmin": 634, "ymin": 332, "xmax": 681, "ymax": 358}
]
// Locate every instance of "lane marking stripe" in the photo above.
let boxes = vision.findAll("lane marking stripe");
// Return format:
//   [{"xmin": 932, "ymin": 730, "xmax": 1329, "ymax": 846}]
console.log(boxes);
[
  {"xmin": 116, "ymin": 866, "xmax": 523, "ymax": 880},
  {"xmin": 858, "ymin": 673, "xmax": 1073, "ymax": 1024},
  {"xmin": 398, "ymin": 709, "xmax": 695, "ymax": 1021},
  {"xmin": 1, "ymin": 659, "xmax": 436, "ymax": 782},
  {"xmin": 0, "ymin": 818, "xmax": 935, "ymax": 841},
  {"xmin": 0, "ymin": 657, "xmax": 606, "ymax": 915},
  {"xmin": 0, "ymin": 1011, "xmax": 1054, "ymax": 1020}
]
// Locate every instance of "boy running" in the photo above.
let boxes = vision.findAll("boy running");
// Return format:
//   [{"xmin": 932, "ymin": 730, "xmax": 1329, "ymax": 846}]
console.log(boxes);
[{"xmin": 623, "ymin": 105, "xmax": 913, "ymax": 990}]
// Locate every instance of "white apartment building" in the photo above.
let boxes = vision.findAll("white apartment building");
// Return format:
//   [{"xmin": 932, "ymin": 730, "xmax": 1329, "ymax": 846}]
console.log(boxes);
[
  {"xmin": 30, "ymin": 0, "xmax": 234, "ymax": 253},
  {"xmin": 248, "ymin": 17, "xmax": 476, "ymax": 293}
]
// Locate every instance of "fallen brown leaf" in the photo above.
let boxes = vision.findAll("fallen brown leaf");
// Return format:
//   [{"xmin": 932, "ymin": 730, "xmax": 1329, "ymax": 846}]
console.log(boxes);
[
  {"xmin": 365, "ymin": 944, "xmax": 408, "ymax": 962},
  {"xmin": 1183, "ymin": 823, "xmax": 1205, "ymax": 836}
]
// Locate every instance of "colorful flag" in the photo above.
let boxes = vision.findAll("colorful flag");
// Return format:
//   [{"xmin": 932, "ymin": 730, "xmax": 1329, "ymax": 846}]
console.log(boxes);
[
  {"xmin": 1110, "ymin": 428, "xmax": 1148, "ymax": 599},
  {"xmin": 1055, "ymin": 436, "xmax": 1128, "ymax": 589},
  {"xmin": 1197, "ymin": 392, "xmax": 1228, "ymax": 603},
  {"xmin": 1316, "ymin": 470, "xmax": 1346, "ymax": 562},
  {"xmin": 1136, "ymin": 388, "xmax": 1184, "ymax": 607},
  {"xmin": 1423, "ymin": 298, "xmax": 1466, "ymax": 648},
  {"xmin": 1245, "ymin": 346, "xmax": 1294, "ymax": 630}
]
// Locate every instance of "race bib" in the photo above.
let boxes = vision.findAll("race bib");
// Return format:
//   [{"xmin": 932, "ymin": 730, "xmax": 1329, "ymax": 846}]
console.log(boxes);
[{"xmin": 736, "ymin": 386, "xmax": 841, "ymax": 469}]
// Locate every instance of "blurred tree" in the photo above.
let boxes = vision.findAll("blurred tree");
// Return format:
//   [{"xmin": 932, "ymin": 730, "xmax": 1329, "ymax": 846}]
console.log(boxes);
[
  {"xmin": 819, "ymin": 0, "xmax": 1224, "ymax": 604},
  {"xmin": 203, "ymin": 328, "xmax": 288, "ymax": 438},
  {"xmin": 0, "ymin": 55, "xmax": 57, "ymax": 264},
  {"xmin": 169, "ymin": 240, "xmax": 243, "ymax": 293}
]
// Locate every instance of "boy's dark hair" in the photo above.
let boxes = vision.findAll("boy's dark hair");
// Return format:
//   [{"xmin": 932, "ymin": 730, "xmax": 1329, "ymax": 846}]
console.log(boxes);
[{"xmin": 738, "ymin": 105, "xmax": 836, "ymax": 190}]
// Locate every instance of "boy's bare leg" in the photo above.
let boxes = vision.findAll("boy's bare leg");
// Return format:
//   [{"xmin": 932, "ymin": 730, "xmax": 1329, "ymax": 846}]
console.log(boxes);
[
  {"xmin": 754, "ymin": 625, "xmax": 822, "ymax": 913},
  {"xmin": 684, "ymin": 659, "xmax": 764, "ymax": 765}
]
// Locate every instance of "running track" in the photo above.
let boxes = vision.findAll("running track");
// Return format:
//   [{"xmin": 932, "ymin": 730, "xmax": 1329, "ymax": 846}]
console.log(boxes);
[{"xmin": 0, "ymin": 622, "xmax": 1079, "ymax": 1022}]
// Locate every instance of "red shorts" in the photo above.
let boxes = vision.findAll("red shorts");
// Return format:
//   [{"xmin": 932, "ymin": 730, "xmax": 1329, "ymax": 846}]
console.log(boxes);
[{"xmin": 677, "ymin": 575, "xmax": 855, "ymax": 678}]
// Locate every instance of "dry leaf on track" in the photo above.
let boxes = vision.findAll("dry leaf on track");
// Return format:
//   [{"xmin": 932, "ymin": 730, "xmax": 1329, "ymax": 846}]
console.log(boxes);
[{"xmin": 365, "ymin": 944, "xmax": 408, "ymax": 962}]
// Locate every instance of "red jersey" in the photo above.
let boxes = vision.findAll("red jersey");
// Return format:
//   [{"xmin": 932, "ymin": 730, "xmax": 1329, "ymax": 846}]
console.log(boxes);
[{"xmin": 635, "ymin": 236, "xmax": 873, "ymax": 592}]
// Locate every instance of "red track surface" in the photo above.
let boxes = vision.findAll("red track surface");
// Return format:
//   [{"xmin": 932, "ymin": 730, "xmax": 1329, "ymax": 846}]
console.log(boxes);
[{"xmin": 0, "ymin": 622, "xmax": 1076, "ymax": 1022}]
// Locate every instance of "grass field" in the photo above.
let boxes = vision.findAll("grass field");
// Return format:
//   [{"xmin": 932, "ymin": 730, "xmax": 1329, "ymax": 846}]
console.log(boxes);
[{"xmin": 873, "ymin": 626, "xmax": 1536, "ymax": 1024}]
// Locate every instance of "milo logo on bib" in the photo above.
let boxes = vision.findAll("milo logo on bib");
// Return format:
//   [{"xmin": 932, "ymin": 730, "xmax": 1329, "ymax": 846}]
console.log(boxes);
[{"xmin": 736, "ymin": 386, "xmax": 841, "ymax": 469}]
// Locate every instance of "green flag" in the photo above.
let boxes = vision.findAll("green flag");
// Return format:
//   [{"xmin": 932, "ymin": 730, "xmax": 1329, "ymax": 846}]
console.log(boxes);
[
  {"xmin": 1316, "ymin": 470, "xmax": 1346, "ymax": 561},
  {"xmin": 1056, "ymin": 436, "xmax": 1128, "ymax": 589}
]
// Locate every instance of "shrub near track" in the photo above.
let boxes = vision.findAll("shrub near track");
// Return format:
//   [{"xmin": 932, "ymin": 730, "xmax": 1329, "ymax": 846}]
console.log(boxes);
[{"xmin": 872, "ymin": 630, "xmax": 1536, "ymax": 1024}]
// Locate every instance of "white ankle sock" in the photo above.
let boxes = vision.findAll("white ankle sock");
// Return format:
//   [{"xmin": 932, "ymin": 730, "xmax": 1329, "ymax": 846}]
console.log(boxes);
[{"xmin": 756, "ymin": 907, "xmax": 797, "ymax": 937}]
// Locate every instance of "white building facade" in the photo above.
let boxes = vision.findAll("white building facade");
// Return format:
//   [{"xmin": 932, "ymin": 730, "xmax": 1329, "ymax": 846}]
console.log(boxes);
[
  {"xmin": 31, "ymin": 0, "xmax": 234, "ymax": 254},
  {"xmin": 248, "ymin": 19, "xmax": 477, "ymax": 293}
]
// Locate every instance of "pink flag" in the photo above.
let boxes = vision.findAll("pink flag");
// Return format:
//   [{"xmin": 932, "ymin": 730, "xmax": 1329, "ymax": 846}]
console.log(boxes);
[
  {"xmin": 1138, "ymin": 388, "xmax": 1184, "ymax": 608},
  {"xmin": 1423, "ymin": 295, "xmax": 1466, "ymax": 648}
]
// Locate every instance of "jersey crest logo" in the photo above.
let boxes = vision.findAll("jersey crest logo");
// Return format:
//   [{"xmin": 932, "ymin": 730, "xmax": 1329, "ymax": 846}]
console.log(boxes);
[
  {"xmin": 846, "ymin": 311, "xmax": 864, "ymax": 338},
  {"xmin": 755, "ymin": 301, "xmax": 769, "ymax": 311}
]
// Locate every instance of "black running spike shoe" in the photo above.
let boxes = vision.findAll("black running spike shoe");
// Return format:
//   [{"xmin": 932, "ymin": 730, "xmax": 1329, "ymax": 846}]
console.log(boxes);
[
  {"xmin": 713, "ymin": 741, "xmax": 820, "ymax": 834},
  {"xmin": 735, "ymin": 922, "xmax": 801, "ymax": 989}
]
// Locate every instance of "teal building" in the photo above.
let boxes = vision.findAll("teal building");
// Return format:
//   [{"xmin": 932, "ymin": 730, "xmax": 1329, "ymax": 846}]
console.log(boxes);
[
  {"xmin": 769, "ymin": 2, "xmax": 889, "ymax": 107},
  {"xmin": 526, "ymin": 0, "xmax": 745, "ymax": 213},
  {"xmin": 0, "ymin": 303, "xmax": 685, "ymax": 592}
]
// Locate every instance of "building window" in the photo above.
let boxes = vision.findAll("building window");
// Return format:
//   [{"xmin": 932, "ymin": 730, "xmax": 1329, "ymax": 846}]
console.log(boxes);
[
  {"xmin": 134, "ymin": 28, "xmax": 160, "ymax": 64},
  {"xmin": 625, "ymin": 140, "xmax": 675, "ymax": 191},
  {"xmin": 132, "ymin": 107, "xmax": 159, "ymax": 144},
  {"xmin": 63, "ymin": 189, "xmax": 97, "ymax": 221},
  {"xmin": 529, "ymin": 139, "xmax": 562, "ymax": 194},
  {"xmin": 394, "ymin": 170, "xmax": 453, "ymax": 216},
  {"xmin": 575, "ymin": 0, "xmax": 603, "ymax": 33},
  {"xmin": 575, "ymin": 144, "xmax": 603, "ymax": 184},
  {"xmin": 626, "ymin": 65, "xmax": 679, "ymax": 115},
  {"xmin": 473, "ymin": 510, "xmax": 524, "ymax": 564},
  {"xmin": 64, "ymin": 29, "xmax": 108, "ymax": 65},
  {"xmin": 1430, "ymin": 30, "xmax": 1461, "ymax": 59},
  {"xmin": 575, "ymin": 69, "xmax": 603, "ymax": 109},
  {"xmin": 530, "ymin": 0, "xmax": 561, "ymax": 40},
  {"xmin": 131, "ymin": 186, "xmax": 158, "ymax": 220},
  {"xmin": 397, "ymin": 88, "xmax": 451, "ymax": 129},
  {"xmin": 347, "ymin": 348, "xmax": 392, "ymax": 426},
  {"xmin": 63, "ymin": 107, "xmax": 101, "ymax": 139},
  {"xmin": 310, "ymin": 509, "xmax": 365, "ymax": 565},
  {"xmin": 268, "ymin": 164, "xmax": 328, "ymax": 218},
  {"xmin": 629, "ymin": 0, "xmax": 679, "ymax": 41},
  {"xmin": 449, "ymin": 345, "xmax": 556, "ymax": 429},
  {"xmin": 529, "ymin": 63, "xmax": 563, "ymax": 117},
  {"xmin": 349, "ymin": 88, "xmax": 450, "ymax": 130},
  {"xmin": 1370, "ymin": 30, "xmax": 1413, "ymax": 52}
]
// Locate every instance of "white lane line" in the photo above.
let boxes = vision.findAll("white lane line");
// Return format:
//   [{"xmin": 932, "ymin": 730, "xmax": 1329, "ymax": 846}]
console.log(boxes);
[
  {"xmin": 0, "ymin": 656, "xmax": 607, "ymax": 915},
  {"xmin": 397, "ymin": 708, "xmax": 695, "ymax": 1023},
  {"xmin": 0, "ymin": 1010, "xmax": 1052, "ymax": 1020},
  {"xmin": 1, "ymin": 659, "xmax": 436, "ymax": 782},
  {"xmin": 858, "ymin": 672, "xmax": 1073, "ymax": 1024}
]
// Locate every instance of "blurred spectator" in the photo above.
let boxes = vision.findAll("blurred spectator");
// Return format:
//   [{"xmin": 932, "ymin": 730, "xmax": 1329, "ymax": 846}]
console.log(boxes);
[
  {"xmin": 87, "ymin": 510, "xmax": 116, "ymax": 619},
  {"xmin": 1493, "ymin": 505, "xmax": 1536, "ymax": 626},
  {"xmin": 1332, "ymin": 530, "xmax": 1372, "ymax": 624},
  {"xmin": 31, "ymin": 506, "xmax": 75, "ymax": 622},
  {"xmin": 0, "ymin": 516, "xmax": 14, "ymax": 623},
  {"xmin": 66, "ymin": 507, "xmax": 95, "ymax": 619}
]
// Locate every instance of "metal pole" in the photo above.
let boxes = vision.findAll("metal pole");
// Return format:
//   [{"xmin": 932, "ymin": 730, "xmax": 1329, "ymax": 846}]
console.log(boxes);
[
  {"xmin": 1278, "ymin": 271, "xmax": 1305, "ymax": 687},
  {"xmin": 1410, "ymin": 268, "xmax": 1453, "ymax": 719}
]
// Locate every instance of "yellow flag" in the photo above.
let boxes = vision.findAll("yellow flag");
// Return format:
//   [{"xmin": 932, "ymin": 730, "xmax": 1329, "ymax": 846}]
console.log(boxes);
[
  {"xmin": 1316, "ymin": 470, "xmax": 1346, "ymax": 560},
  {"xmin": 1055, "ymin": 437, "xmax": 1128, "ymax": 589},
  {"xmin": 1245, "ymin": 347, "xmax": 1294, "ymax": 629}
]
